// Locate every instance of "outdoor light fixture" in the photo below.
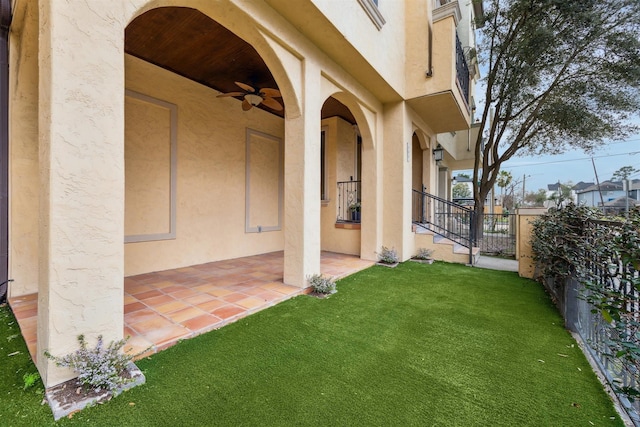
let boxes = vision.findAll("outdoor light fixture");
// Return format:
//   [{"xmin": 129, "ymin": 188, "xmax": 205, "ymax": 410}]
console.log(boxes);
[{"xmin": 433, "ymin": 145, "xmax": 444, "ymax": 162}]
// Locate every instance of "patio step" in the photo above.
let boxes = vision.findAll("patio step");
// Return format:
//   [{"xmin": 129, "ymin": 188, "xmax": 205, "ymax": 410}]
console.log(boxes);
[{"xmin": 413, "ymin": 224, "xmax": 479, "ymax": 265}]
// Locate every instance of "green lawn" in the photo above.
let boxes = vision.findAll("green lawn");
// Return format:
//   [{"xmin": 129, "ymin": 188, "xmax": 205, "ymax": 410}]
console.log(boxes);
[{"xmin": 0, "ymin": 262, "xmax": 623, "ymax": 426}]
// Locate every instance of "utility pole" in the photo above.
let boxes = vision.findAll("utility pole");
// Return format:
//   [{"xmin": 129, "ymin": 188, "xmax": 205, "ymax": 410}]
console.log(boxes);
[
  {"xmin": 591, "ymin": 158, "xmax": 605, "ymax": 212},
  {"xmin": 522, "ymin": 174, "xmax": 526, "ymax": 205}
]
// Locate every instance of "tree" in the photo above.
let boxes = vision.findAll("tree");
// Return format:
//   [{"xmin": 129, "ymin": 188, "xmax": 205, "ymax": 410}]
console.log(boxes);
[
  {"xmin": 452, "ymin": 182, "xmax": 472, "ymax": 199},
  {"xmin": 548, "ymin": 181, "xmax": 574, "ymax": 207},
  {"xmin": 472, "ymin": 0, "xmax": 640, "ymax": 231},
  {"xmin": 495, "ymin": 170, "xmax": 512, "ymax": 205},
  {"xmin": 524, "ymin": 189, "xmax": 547, "ymax": 207},
  {"xmin": 611, "ymin": 166, "xmax": 638, "ymax": 181}
]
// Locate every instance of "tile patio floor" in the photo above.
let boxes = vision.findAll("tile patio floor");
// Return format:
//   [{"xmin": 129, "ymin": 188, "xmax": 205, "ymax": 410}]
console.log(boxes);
[{"xmin": 8, "ymin": 251, "xmax": 374, "ymax": 362}]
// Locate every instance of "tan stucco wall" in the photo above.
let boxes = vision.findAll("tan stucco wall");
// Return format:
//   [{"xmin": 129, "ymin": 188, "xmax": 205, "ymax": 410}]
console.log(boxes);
[
  {"xmin": 6, "ymin": 0, "xmax": 477, "ymax": 388},
  {"xmin": 320, "ymin": 117, "xmax": 360, "ymax": 255},
  {"xmin": 517, "ymin": 209, "xmax": 547, "ymax": 279},
  {"xmin": 8, "ymin": 0, "xmax": 39, "ymax": 298},
  {"xmin": 124, "ymin": 55, "xmax": 285, "ymax": 276}
]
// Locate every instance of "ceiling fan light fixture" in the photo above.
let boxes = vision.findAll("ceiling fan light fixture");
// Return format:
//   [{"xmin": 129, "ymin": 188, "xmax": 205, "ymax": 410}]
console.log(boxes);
[{"xmin": 244, "ymin": 93, "xmax": 263, "ymax": 106}]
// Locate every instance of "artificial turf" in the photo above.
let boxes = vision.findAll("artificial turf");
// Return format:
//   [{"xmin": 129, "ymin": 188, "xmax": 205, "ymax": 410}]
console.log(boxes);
[{"xmin": 0, "ymin": 262, "xmax": 624, "ymax": 426}]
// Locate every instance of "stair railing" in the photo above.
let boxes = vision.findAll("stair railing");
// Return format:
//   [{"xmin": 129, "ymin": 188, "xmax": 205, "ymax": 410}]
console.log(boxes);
[{"xmin": 412, "ymin": 189, "xmax": 476, "ymax": 264}]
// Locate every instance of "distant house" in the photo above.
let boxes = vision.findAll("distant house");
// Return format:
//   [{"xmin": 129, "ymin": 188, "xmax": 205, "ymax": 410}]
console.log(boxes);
[
  {"xmin": 576, "ymin": 181, "xmax": 625, "ymax": 207},
  {"xmin": 544, "ymin": 181, "xmax": 590, "ymax": 207}
]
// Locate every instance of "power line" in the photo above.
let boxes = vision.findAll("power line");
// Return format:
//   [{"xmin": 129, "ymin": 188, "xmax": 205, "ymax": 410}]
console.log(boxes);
[{"xmin": 503, "ymin": 151, "xmax": 640, "ymax": 169}]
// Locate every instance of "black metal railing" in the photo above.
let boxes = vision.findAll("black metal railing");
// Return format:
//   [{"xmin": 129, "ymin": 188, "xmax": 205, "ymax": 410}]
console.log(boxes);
[
  {"xmin": 455, "ymin": 34, "xmax": 470, "ymax": 104},
  {"xmin": 477, "ymin": 213, "xmax": 517, "ymax": 257},
  {"xmin": 337, "ymin": 180, "xmax": 361, "ymax": 223},
  {"xmin": 412, "ymin": 189, "xmax": 476, "ymax": 263}
]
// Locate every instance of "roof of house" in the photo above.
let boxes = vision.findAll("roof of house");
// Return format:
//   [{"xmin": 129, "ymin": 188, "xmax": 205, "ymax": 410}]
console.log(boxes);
[
  {"xmin": 603, "ymin": 196, "xmax": 640, "ymax": 207},
  {"xmin": 576, "ymin": 181, "xmax": 623, "ymax": 194},
  {"xmin": 572, "ymin": 181, "xmax": 594, "ymax": 191},
  {"xmin": 547, "ymin": 183, "xmax": 560, "ymax": 191}
]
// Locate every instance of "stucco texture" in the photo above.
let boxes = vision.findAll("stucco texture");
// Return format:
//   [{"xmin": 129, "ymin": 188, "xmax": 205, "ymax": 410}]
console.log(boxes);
[{"xmin": 124, "ymin": 55, "xmax": 285, "ymax": 276}]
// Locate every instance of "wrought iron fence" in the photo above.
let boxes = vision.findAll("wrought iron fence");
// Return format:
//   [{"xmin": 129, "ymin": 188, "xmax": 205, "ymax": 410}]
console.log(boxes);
[
  {"xmin": 564, "ymin": 219, "xmax": 640, "ymax": 425},
  {"xmin": 337, "ymin": 180, "xmax": 361, "ymax": 223},
  {"xmin": 477, "ymin": 213, "xmax": 517, "ymax": 257},
  {"xmin": 412, "ymin": 190, "xmax": 475, "ymax": 263}
]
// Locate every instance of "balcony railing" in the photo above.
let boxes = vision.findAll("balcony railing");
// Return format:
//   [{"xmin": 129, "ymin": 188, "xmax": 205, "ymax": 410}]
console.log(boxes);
[
  {"xmin": 337, "ymin": 180, "xmax": 361, "ymax": 223},
  {"xmin": 455, "ymin": 33, "xmax": 470, "ymax": 104}
]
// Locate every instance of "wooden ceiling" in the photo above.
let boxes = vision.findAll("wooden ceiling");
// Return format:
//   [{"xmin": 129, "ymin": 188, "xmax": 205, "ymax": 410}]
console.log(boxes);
[{"xmin": 125, "ymin": 7, "xmax": 356, "ymax": 124}]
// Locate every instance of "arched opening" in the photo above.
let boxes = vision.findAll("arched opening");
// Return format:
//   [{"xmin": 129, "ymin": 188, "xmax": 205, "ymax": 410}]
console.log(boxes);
[{"xmin": 319, "ymin": 96, "xmax": 362, "ymax": 256}]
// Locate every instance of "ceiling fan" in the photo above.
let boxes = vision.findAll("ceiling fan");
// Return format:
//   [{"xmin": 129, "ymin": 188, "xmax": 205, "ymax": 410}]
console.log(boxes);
[{"xmin": 217, "ymin": 81, "xmax": 283, "ymax": 111}]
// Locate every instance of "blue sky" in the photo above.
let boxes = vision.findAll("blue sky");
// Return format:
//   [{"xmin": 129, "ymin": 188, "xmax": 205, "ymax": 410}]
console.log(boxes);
[
  {"xmin": 499, "ymin": 133, "xmax": 640, "ymax": 192},
  {"xmin": 455, "ymin": 133, "xmax": 640, "ymax": 193}
]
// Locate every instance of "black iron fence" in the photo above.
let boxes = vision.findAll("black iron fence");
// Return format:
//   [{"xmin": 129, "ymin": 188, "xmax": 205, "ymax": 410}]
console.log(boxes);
[
  {"xmin": 337, "ymin": 180, "xmax": 361, "ymax": 223},
  {"xmin": 556, "ymin": 219, "xmax": 640, "ymax": 424},
  {"xmin": 412, "ymin": 189, "xmax": 475, "ymax": 263},
  {"xmin": 477, "ymin": 213, "xmax": 517, "ymax": 257}
]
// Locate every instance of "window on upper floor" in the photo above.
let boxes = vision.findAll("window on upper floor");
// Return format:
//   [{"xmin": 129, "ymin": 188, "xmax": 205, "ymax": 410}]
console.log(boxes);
[{"xmin": 357, "ymin": 0, "xmax": 385, "ymax": 30}]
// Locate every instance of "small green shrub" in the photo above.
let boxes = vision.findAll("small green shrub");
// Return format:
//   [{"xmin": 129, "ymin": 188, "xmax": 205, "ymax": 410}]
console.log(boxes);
[
  {"xmin": 414, "ymin": 248, "xmax": 434, "ymax": 260},
  {"xmin": 22, "ymin": 372, "xmax": 40, "ymax": 391},
  {"xmin": 308, "ymin": 274, "xmax": 336, "ymax": 295},
  {"xmin": 44, "ymin": 335, "xmax": 142, "ymax": 392},
  {"xmin": 378, "ymin": 246, "xmax": 399, "ymax": 264}
]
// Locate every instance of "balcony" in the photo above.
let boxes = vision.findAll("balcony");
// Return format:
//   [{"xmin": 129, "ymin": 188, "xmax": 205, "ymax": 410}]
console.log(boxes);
[
  {"xmin": 406, "ymin": 0, "xmax": 472, "ymax": 133},
  {"xmin": 438, "ymin": 122, "xmax": 482, "ymax": 170}
]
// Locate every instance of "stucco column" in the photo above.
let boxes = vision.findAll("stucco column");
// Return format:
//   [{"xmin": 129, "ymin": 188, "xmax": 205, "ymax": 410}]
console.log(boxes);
[
  {"xmin": 37, "ymin": 1, "xmax": 125, "ymax": 387},
  {"xmin": 283, "ymin": 62, "xmax": 322, "ymax": 287},
  {"xmin": 382, "ymin": 102, "xmax": 413, "ymax": 260}
]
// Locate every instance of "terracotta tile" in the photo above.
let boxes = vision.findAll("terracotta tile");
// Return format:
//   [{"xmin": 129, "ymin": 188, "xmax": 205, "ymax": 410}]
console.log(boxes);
[
  {"xmin": 256, "ymin": 290, "xmax": 286, "ymax": 302},
  {"xmin": 197, "ymin": 299, "xmax": 227, "ymax": 312},
  {"xmin": 126, "ymin": 284, "xmax": 154, "ymax": 295},
  {"xmin": 155, "ymin": 300, "xmax": 190, "ymax": 314},
  {"xmin": 236, "ymin": 297, "xmax": 266, "ymax": 310},
  {"xmin": 130, "ymin": 315, "xmax": 175, "ymax": 332},
  {"xmin": 142, "ymin": 294, "xmax": 175, "ymax": 307},
  {"xmin": 162, "ymin": 285, "xmax": 187, "ymax": 294},
  {"xmin": 124, "ymin": 302, "xmax": 146, "ymax": 314},
  {"xmin": 124, "ymin": 294, "xmax": 137, "ymax": 305},
  {"xmin": 150, "ymin": 280, "xmax": 174, "ymax": 289},
  {"xmin": 142, "ymin": 324, "xmax": 191, "ymax": 347},
  {"xmin": 181, "ymin": 314, "xmax": 222, "ymax": 332},
  {"xmin": 222, "ymin": 293, "xmax": 249, "ymax": 303},
  {"xmin": 133, "ymin": 290, "xmax": 164, "ymax": 300},
  {"xmin": 166, "ymin": 306, "xmax": 207, "ymax": 323},
  {"xmin": 206, "ymin": 288, "xmax": 234, "ymax": 297},
  {"xmin": 183, "ymin": 293, "xmax": 216, "ymax": 306},
  {"xmin": 170, "ymin": 288, "xmax": 200, "ymax": 299},
  {"xmin": 125, "ymin": 308, "xmax": 160, "ymax": 325},
  {"xmin": 212, "ymin": 305, "xmax": 245, "ymax": 320},
  {"xmin": 123, "ymin": 335, "xmax": 156, "ymax": 357},
  {"xmin": 124, "ymin": 326, "xmax": 137, "ymax": 338}
]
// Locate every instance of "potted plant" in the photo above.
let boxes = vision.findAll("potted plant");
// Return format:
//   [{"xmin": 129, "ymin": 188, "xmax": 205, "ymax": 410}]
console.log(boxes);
[
  {"xmin": 376, "ymin": 246, "xmax": 399, "ymax": 268},
  {"xmin": 411, "ymin": 247, "xmax": 434, "ymax": 264},
  {"xmin": 349, "ymin": 202, "xmax": 361, "ymax": 222}
]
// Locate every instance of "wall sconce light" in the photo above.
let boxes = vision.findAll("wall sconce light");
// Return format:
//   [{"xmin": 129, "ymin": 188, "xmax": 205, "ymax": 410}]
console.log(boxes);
[{"xmin": 433, "ymin": 145, "xmax": 444, "ymax": 162}]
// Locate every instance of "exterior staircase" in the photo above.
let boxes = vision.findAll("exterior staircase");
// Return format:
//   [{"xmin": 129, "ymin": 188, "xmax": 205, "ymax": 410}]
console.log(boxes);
[
  {"xmin": 413, "ymin": 224, "xmax": 480, "ymax": 265},
  {"xmin": 412, "ymin": 189, "xmax": 480, "ymax": 265}
]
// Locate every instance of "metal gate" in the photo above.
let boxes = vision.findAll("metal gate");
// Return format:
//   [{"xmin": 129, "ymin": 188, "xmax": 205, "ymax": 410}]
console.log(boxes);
[{"xmin": 477, "ymin": 213, "xmax": 516, "ymax": 257}]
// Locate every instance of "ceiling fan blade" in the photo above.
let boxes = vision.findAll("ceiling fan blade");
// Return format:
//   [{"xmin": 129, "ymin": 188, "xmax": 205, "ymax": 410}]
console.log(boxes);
[
  {"xmin": 242, "ymin": 98, "xmax": 253, "ymax": 111},
  {"xmin": 261, "ymin": 97, "xmax": 283, "ymax": 111},
  {"xmin": 217, "ymin": 92, "xmax": 245, "ymax": 97},
  {"xmin": 260, "ymin": 88, "xmax": 281, "ymax": 98},
  {"xmin": 235, "ymin": 81, "xmax": 255, "ymax": 93}
]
